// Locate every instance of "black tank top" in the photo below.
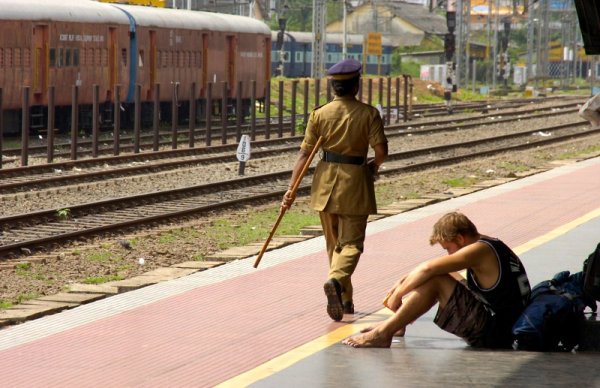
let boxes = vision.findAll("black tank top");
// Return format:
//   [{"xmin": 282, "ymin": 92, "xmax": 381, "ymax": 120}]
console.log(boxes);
[{"xmin": 467, "ymin": 237, "xmax": 531, "ymax": 330}]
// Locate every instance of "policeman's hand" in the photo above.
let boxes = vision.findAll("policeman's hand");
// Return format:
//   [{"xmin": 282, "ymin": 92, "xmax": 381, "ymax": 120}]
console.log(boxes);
[
  {"xmin": 281, "ymin": 189, "xmax": 296, "ymax": 210},
  {"xmin": 367, "ymin": 159, "xmax": 380, "ymax": 178}
]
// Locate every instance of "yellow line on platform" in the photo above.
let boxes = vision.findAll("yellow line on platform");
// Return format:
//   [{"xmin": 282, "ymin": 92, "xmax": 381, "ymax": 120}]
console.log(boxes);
[
  {"xmin": 217, "ymin": 207, "xmax": 600, "ymax": 387},
  {"xmin": 512, "ymin": 207, "xmax": 600, "ymax": 256}
]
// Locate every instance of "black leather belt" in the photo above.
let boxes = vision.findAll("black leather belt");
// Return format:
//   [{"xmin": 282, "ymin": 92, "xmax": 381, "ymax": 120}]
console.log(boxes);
[{"xmin": 322, "ymin": 151, "xmax": 366, "ymax": 165}]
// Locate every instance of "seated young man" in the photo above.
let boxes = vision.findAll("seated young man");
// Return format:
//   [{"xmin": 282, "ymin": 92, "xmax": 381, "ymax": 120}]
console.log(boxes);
[{"xmin": 343, "ymin": 212, "xmax": 531, "ymax": 348}]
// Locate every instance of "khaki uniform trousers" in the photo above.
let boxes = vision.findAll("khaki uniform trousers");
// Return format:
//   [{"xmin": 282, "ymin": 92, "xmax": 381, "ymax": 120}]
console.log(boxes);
[{"xmin": 319, "ymin": 212, "xmax": 368, "ymax": 304}]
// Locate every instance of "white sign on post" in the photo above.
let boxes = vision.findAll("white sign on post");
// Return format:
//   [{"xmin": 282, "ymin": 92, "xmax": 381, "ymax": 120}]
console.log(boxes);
[{"xmin": 236, "ymin": 135, "xmax": 251, "ymax": 162}]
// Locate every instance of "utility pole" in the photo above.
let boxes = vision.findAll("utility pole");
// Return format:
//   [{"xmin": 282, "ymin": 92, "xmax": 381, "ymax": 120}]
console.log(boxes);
[
  {"xmin": 445, "ymin": 1, "xmax": 457, "ymax": 113},
  {"xmin": 342, "ymin": 0, "xmax": 347, "ymax": 58},
  {"xmin": 312, "ymin": 0, "xmax": 326, "ymax": 78},
  {"xmin": 526, "ymin": 0, "xmax": 534, "ymax": 85},
  {"xmin": 277, "ymin": 1, "xmax": 289, "ymax": 77}
]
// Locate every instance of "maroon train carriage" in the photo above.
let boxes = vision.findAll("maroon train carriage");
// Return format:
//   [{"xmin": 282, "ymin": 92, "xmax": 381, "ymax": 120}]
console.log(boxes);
[
  {"xmin": 0, "ymin": 0, "xmax": 131, "ymax": 134},
  {"xmin": 0, "ymin": 0, "xmax": 272, "ymax": 136},
  {"xmin": 114, "ymin": 4, "xmax": 272, "ymax": 127}
]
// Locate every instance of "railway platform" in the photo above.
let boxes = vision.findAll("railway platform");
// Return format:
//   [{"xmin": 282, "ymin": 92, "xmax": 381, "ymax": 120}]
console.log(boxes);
[{"xmin": 1, "ymin": 156, "xmax": 600, "ymax": 387}]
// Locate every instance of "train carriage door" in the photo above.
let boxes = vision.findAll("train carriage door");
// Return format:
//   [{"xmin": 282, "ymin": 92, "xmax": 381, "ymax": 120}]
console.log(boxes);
[
  {"xmin": 33, "ymin": 25, "xmax": 49, "ymax": 100},
  {"xmin": 108, "ymin": 27, "xmax": 117, "ymax": 98},
  {"xmin": 149, "ymin": 30, "xmax": 156, "ymax": 98},
  {"xmin": 227, "ymin": 35, "xmax": 236, "ymax": 96},
  {"xmin": 201, "ymin": 33, "xmax": 208, "ymax": 96},
  {"xmin": 264, "ymin": 36, "xmax": 271, "ymax": 83}
]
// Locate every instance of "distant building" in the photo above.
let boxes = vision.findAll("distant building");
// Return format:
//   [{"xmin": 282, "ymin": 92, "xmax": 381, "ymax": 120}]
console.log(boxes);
[
  {"xmin": 326, "ymin": 1, "xmax": 448, "ymax": 47},
  {"xmin": 164, "ymin": 0, "xmax": 265, "ymax": 18}
]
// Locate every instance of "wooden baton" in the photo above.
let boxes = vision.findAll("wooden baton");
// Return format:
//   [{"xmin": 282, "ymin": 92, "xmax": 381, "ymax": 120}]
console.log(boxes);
[{"xmin": 253, "ymin": 136, "xmax": 324, "ymax": 268}]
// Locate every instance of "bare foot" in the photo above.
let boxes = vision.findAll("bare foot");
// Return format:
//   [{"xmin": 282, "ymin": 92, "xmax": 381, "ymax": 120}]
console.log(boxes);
[
  {"xmin": 342, "ymin": 329, "xmax": 393, "ymax": 348},
  {"xmin": 359, "ymin": 325, "xmax": 378, "ymax": 333},
  {"xmin": 361, "ymin": 324, "xmax": 405, "ymax": 337}
]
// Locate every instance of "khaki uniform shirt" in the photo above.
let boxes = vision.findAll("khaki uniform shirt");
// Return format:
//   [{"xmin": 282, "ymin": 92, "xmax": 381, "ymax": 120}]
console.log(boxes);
[{"xmin": 301, "ymin": 95, "xmax": 387, "ymax": 215}]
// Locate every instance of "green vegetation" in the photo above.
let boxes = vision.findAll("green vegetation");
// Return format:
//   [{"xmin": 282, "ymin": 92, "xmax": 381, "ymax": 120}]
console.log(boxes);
[
  {"xmin": 443, "ymin": 176, "xmax": 479, "ymax": 187},
  {"xmin": 83, "ymin": 275, "xmax": 123, "ymax": 284},
  {"xmin": 558, "ymin": 144, "xmax": 600, "ymax": 160},
  {"xmin": 209, "ymin": 209, "xmax": 320, "ymax": 250},
  {"xmin": 0, "ymin": 300, "xmax": 12, "ymax": 309},
  {"xmin": 158, "ymin": 228, "xmax": 200, "ymax": 244},
  {"xmin": 87, "ymin": 250, "xmax": 117, "ymax": 263},
  {"xmin": 16, "ymin": 292, "xmax": 39, "ymax": 304},
  {"xmin": 498, "ymin": 161, "xmax": 530, "ymax": 173},
  {"xmin": 56, "ymin": 208, "xmax": 71, "ymax": 220}
]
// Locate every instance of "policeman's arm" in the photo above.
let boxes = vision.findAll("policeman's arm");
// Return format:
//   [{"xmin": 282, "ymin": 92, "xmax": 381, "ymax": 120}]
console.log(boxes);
[
  {"xmin": 282, "ymin": 150, "xmax": 309, "ymax": 209},
  {"xmin": 368, "ymin": 142, "xmax": 388, "ymax": 175},
  {"xmin": 373, "ymin": 142, "xmax": 388, "ymax": 167}
]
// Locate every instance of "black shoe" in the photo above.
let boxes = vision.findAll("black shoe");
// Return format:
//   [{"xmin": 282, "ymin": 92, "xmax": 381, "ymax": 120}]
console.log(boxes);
[
  {"xmin": 324, "ymin": 279, "xmax": 343, "ymax": 321},
  {"xmin": 343, "ymin": 301, "xmax": 354, "ymax": 314}
]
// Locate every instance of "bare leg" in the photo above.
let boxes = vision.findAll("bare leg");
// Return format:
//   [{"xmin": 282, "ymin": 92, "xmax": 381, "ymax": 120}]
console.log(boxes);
[{"xmin": 343, "ymin": 275, "xmax": 456, "ymax": 348}]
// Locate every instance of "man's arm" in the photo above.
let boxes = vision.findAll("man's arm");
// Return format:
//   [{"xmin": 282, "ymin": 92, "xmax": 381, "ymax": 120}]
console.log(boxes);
[{"xmin": 386, "ymin": 241, "xmax": 492, "ymax": 309}]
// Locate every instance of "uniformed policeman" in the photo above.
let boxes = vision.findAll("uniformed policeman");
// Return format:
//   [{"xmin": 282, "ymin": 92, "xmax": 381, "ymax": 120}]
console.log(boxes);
[{"xmin": 282, "ymin": 58, "xmax": 388, "ymax": 321}]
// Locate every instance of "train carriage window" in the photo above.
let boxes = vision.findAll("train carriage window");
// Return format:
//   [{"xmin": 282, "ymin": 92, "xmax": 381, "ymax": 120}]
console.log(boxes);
[
  {"xmin": 57, "ymin": 48, "xmax": 64, "ymax": 68},
  {"xmin": 95, "ymin": 48, "xmax": 101, "ymax": 66},
  {"xmin": 73, "ymin": 48, "xmax": 80, "ymax": 67},
  {"xmin": 24, "ymin": 48, "xmax": 31, "ymax": 67},
  {"xmin": 102, "ymin": 49, "xmax": 108, "ymax": 66},
  {"xmin": 14, "ymin": 48, "xmax": 21, "ymax": 67},
  {"xmin": 6, "ymin": 48, "xmax": 12, "ymax": 68},
  {"xmin": 0, "ymin": 48, "xmax": 4, "ymax": 68},
  {"xmin": 161, "ymin": 51, "xmax": 167, "ymax": 68},
  {"xmin": 121, "ymin": 48, "xmax": 127, "ymax": 66},
  {"xmin": 138, "ymin": 50, "xmax": 144, "ymax": 67},
  {"xmin": 295, "ymin": 52, "xmax": 303, "ymax": 63},
  {"xmin": 326, "ymin": 53, "xmax": 332, "ymax": 64},
  {"xmin": 65, "ymin": 48, "xmax": 71, "ymax": 67},
  {"xmin": 87, "ymin": 48, "xmax": 94, "ymax": 67}
]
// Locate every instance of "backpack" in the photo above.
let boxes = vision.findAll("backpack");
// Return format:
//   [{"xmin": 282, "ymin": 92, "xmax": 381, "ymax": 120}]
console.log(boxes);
[
  {"xmin": 583, "ymin": 242, "xmax": 600, "ymax": 304},
  {"xmin": 512, "ymin": 271, "xmax": 593, "ymax": 352}
]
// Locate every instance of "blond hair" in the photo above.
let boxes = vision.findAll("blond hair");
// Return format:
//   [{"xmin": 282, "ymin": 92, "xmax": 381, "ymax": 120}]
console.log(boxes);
[{"xmin": 429, "ymin": 212, "xmax": 479, "ymax": 245}]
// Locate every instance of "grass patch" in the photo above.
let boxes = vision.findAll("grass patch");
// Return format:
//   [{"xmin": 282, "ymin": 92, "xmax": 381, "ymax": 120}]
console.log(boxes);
[
  {"xmin": 498, "ymin": 161, "xmax": 530, "ymax": 173},
  {"xmin": 0, "ymin": 299, "xmax": 13, "ymax": 309},
  {"xmin": 443, "ymin": 176, "xmax": 479, "ymax": 187},
  {"xmin": 209, "ymin": 207, "xmax": 320, "ymax": 250},
  {"xmin": 87, "ymin": 250, "xmax": 117, "ymax": 263},
  {"xmin": 375, "ymin": 183, "xmax": 421, "ymax": 206},
  {"xmin": 16, "ymin": 292, "xmax": 38, "ymax": 304},
  {"xmin": 558, "ymin": 144, "xmax": 600, "ymax": 160},
  {"xmin": 83, "ymin": 275, "xmax": 123, "ymax": 284},
  {"xmin": 158, "ymin": 228, "xmax": 200, "ymax": 244}
]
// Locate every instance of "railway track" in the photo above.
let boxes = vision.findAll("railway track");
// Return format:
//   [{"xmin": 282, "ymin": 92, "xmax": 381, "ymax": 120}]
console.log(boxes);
[
  {"xmin": 2, "ymin": 96, "xmax": 579, "ymax": 161},
  {"xmin": 0, "ymin": 118, "xmax": 597, "ymax": 257},
  {"xmin": 0, "ymin": 100, "xmax": 585, "ymax": 194}
]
